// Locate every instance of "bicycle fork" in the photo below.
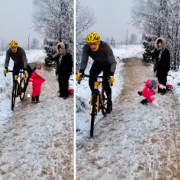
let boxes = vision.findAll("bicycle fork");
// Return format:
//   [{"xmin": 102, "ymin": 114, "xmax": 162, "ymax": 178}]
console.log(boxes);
[
  {"xmin": 89, "ymin": 95, "xmax": 100, "ymax": 115},
  {"xmin": 89, "ymin": 82, "xmax": 101, "ymax": 115}
]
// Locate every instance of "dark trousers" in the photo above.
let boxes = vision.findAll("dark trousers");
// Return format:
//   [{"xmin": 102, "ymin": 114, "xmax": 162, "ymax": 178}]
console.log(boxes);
[
  {"xmin": 158, "ymin": 75, "xmax": 167, "ymax": 92},
  {"xmin": 89, "ymin": 62, "xmax": 111, "ymax": 98},
  {"xmin": 59, "ymin": 80, "xmax": 69, "ymax": 97},
  {"xmin": 13, "ymin": 64, "xmax": 32, "ymax": 85}
]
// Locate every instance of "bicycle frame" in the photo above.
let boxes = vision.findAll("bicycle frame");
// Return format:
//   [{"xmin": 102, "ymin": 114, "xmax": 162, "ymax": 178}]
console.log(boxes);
[
  {"xmin": 89, "ymin": 82, "xmax": 101, "ymax": 115},
  {"xmin": 80, "ymin": 74, "xmax": 109, "ymax": 116}
]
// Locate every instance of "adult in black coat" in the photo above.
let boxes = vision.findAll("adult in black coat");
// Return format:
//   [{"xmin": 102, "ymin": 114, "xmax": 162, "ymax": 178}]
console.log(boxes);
[
  {"xmin": 152, "ymin": 37, "xmax": 170, "ymax": 95},
  {"xmin": 53, "ymin": 42, "xmax": 73, "ymax": 99}
]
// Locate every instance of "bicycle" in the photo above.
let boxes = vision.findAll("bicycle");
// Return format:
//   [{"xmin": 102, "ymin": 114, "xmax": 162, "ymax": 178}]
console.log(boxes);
[
  {"xmin": 5, "ymin": 69, "xmax": 26, "ymax": 110},
  {"xmin": 78, "ymin": 74, "xmax": 112, "ymax": 137}
]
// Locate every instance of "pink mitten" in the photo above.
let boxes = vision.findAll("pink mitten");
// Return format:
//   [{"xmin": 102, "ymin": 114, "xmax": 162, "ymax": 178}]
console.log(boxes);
[{"xmin": 152, "ymin": 100, "xmax": 159, "ymax": 107}]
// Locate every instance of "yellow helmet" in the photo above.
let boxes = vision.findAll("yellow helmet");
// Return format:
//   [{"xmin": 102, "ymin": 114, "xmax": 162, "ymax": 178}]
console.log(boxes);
[
  {"xmin": 86, "ymin": 32, "xmax": 100, "ymax": 43},
  {"xmin": 9, "ymin": 40, "xmax": 18, "ymax": 47}
]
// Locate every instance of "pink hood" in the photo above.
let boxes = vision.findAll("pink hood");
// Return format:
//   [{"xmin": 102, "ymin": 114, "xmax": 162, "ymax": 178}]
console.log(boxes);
[{"xmin": 146, "ymin": 79, "xmax": 152, "ymax": 89}]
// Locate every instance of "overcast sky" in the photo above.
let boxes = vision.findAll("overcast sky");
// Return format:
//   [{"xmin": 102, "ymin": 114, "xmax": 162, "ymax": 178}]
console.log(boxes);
[
  {"xmin": 0, "ymin": 0, "xmax": 42, "ymax": 47},
  {"xmin": 0, "ymin": 0, "xmax": 142, "ymax": 47},
  {"xmin": 79, "ymin": 0, "xmax": 142, "ymax": 42}
]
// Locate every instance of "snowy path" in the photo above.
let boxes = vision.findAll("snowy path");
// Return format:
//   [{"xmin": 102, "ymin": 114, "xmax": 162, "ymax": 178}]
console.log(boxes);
[
  {"xmin": 0, "ymin": 64, "xmax": 74, "ymax": 180},
  {"xmin": 76, "ymin": 58, "xmax": 180, "ymax": 180}
]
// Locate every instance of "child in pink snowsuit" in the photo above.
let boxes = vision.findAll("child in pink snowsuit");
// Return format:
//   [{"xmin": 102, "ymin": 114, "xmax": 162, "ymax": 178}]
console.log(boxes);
[
  {"xmin": 29, "ymin": 63, "xmax": 45, "ymax": 103},
  {"xmin": 138, "ymin": 79, "xmax": 166, "ymax": 106}
]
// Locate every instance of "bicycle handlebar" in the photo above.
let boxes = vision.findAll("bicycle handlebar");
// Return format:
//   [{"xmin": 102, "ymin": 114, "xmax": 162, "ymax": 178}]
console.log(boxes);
[
  {"xmin": 83, "ymin": 74, "xmax": 110, "ymax": 80},
  {"xmin": 4, "ymin": 69, "xmax": 25, "ymax": 77},
  {"xmin": 78, "ymin": 74, "xmax": 113, "ymax": 86},
  {"xmin": 7, "ymin": 70, "xmax": 25, "ymax": 73}
]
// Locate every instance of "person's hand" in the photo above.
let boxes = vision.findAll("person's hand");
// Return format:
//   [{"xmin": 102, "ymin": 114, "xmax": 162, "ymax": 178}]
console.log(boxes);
[
  {"xmin": 3, "ymin": 69, "xmax": 7, "ymax": 76},
  {"xmin": 76, "ymin": 70, "xmax": 84, "ymax": 82},
  {"xmin": 24, "ymin": 70, "xmax": 28, "ymax": 77},
  {"xmin": 109, "ymin": 76, "xmax": 114, "ymax": 84},
  {"xmin": 152, "ymin": 100, "xmax": 159, "ymax": 107},
  {"xmin": 159, "ymin": 84, "xmax": 166, "ymax": 89},
  {"xmin": 109, "ymin": 72, "xmax": 114, "ymax": 85},
  {"xmin": 76, "ymin": 72, "xmax": 82, "ymax": 81}
]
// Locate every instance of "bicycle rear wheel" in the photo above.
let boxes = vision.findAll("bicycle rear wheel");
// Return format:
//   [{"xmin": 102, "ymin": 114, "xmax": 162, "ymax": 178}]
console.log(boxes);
[
  {"xmin": 20, "ymin": 78, "xmax": 26, "ymax": 101},
  {"xmin": 11, "ymin": 84, "xmax": 17, "ymax": 110},
  {"xmin": 101, "ymin": 103, "xmax": 107, "ymax": 117},
  {"xmin": 90, "ymin": 94, "xmax": 97, "ymax": 137},
  {"xmin": 101, "ymin": 93, "xmax": 107, "ymax": 117}
]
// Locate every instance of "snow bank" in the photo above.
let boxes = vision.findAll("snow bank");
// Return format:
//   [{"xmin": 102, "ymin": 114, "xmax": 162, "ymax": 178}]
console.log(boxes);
[
  {"xmin": 167, "ymin": 70, "xmax": 180, "ymax": 104},
  {"xmin": 0, "ymin": 50, "xmax": 45, "ymax": 123},
  {"xmin": 76, "ymin": 45, "xmax": 144, "ymax": 140}
]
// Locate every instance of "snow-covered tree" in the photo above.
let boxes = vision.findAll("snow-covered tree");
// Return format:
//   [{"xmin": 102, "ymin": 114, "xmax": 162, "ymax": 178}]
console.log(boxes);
[
  {"xmin": 129, "ymin": 33, "xmax": 138, "ymax": 45},
  {"xmin": 33, "ymin": 0, "xmax": 74, "ymax": 65},
  {"xmin": 126, "ymin": 30, "xmax": 129, "ymax": 45},
  {"xmin": 110, "ymin": 37, "xmax": 116, "ymax": 48},
  {"xmin": 105, "ymin": 37, "xmax": 110, "ymax": 44},
  {"xmin": 0, "ymin": 39, "xmax": 5, "ymax": 52},
  {"xmin": 31, "ymin": 38, "xmax": 39, "ymax": 49},
  {"xmin": 76, "ymin": 0, "xmax": 95, "ymax": 71},
  {"xmin": 76, "ymin": 0, "xmax": 95, "ymax": 41},
  {"xmin": 132, "ymin": 0, "xmax": 180, "ymax": 69},
  {"xmin": 142, "ymin": 34, "xmax": 157, "ymax": 62}
]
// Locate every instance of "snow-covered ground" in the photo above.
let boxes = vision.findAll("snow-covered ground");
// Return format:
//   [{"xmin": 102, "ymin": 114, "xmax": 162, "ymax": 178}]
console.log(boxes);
[
  {"xmin": 0, "ymin": 50, "xmax": 45, "ymax": 125},
  {"xmin": 0, "ymin": 49, "xmax": 74, "ymax": 179},
  {"xmin": 167, "ymin": 70, "xmax": 180, "ymax": 106},
  {"xmin": 76, "ymin": 52, "xmax": 180, "ymax": 180},
  {"xmin": 76, "ymin": 45, "xmax": 143, "ymax": 142}
]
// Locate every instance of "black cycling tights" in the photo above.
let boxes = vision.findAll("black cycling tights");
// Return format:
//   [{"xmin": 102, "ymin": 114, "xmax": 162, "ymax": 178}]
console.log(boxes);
[{"xmin": 89, "ymin": 62, "xmax": 111, "ymax": 98}]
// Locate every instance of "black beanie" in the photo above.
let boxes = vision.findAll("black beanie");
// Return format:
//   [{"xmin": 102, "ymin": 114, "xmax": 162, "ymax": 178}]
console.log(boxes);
[{"xmin": 157, "ymin": 39, "xmax": 162, "ymax": 44}]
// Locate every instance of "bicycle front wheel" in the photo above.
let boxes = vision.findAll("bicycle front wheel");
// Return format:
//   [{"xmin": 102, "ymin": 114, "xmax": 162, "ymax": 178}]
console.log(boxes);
[
  {"xmin": 20, "ymin": 78, "xmax": 26, "ymax": 101},
  {"xmin": 11, "ymin": 84, "xmax": 17, "ymax": 110},
  {"xmin": 101, "ymin": 93, "xmax": 107, "ymax": 117},
  {"xmin": 90, "ymin": 94, "xmax": 97, "ymax": 137}
]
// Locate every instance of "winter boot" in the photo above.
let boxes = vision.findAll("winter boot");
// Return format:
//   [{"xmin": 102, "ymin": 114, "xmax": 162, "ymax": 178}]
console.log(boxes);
[
  {"xmin": 141, "ymin": 99, "xmax": 148, "ymax": 105},
  {"xmin": 36, "ymin": 96, "xmax": 40, "ymax": 103},
  {"xmin": 31, "ymin": 97, "xmax": 36, "ymax": 103},
  {"xmin": 158, "ymin": 87, "xmax": 162, "ymax": 93},
  {"xmin": 138, "ymin": 91, "xmax": 142, "ymax": 96},
  {"xmin": 107, "ymin": 96, "xmax": 112, "ymax": 114},
  {"xmin": 161, "ymin": 89, "xmax": 166, "ymax": 95},
  {"xmin": 59, "ymin": 93, "xmax": 63, "ymax": 98}
]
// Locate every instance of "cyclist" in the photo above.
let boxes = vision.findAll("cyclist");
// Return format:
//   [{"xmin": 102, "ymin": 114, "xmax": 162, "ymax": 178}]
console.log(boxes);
[
  {"xmin": 3, "ymin": 40, "xmax": 32, "ymax": 92},
  {"xmin": 76, "ymin": 32, "xmax": 117, "ymax": 113}
]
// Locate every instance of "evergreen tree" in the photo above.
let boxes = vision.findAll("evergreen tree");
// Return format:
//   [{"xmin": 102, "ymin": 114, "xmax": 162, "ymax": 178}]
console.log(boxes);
[
  {"xmin": 33, "ymin": 0, "xmax": 73, "ymax": 66},
  {"xmin": 43, "ymin": 39, "xmax": 58, "ymax": 66},
  {"xmin": 142, "ymin": 34, "xmax": 157, "ymax": 62}
]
